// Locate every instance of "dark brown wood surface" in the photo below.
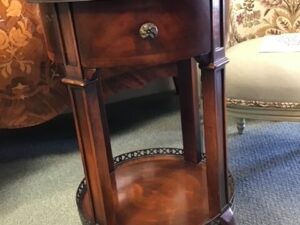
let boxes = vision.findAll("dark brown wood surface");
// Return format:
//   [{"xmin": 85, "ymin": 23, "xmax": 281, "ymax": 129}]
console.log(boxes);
[
  {"xmin": 67, "ymin": 73, "xmax": 116, "ymax": 225},
  {"xmin": 201, "ymin": 0, "xmax": 231, "ymax": 219},
  {"xmin": 81, "ymin": 156, "xmax": 210, "ymax": 225},
  {"xmin": 33, "ymin": 0, "xmax": 235, "ymax": 224},
  {"xmin": 71, "ymin": 0, "xmax": 211, "ymax": 68},
  {"xmin": 178, "ymin": 59, "xmax": 203, "ymax": 163},
  {"xmin": 0, "ymin": 2, "xmax": 178, "ymax": 129}
]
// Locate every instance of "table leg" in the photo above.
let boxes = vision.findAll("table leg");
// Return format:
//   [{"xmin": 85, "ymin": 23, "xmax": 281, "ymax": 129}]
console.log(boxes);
[
  {"xmin": 201, "ymin": 65, "xmax": 230, "ymax": 219},
  {"xmin": 63, "ymin": 73, "xmax": 116, "ymax": 225},
  {"xmin": 177, "ymin": 58, "xmax": 203, "ymax": 163}
]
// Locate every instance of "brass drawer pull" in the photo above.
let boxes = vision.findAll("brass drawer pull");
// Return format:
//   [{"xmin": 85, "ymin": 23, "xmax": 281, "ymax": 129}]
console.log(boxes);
[{"xmin": 139, "ymin": 22, "xmax": 159, "ymax": 39}]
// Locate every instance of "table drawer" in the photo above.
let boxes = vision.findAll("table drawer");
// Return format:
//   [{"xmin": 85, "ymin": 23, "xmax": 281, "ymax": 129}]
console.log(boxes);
[{"xmin": 71, "ymin": 0, "xmax": 211, "ymax": 68}]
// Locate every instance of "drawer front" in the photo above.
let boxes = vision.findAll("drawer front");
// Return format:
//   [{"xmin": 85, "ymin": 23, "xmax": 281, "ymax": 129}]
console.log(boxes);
[{"xmin": 71, "ymin": 0, "xmax": 211, "ymax": 68}]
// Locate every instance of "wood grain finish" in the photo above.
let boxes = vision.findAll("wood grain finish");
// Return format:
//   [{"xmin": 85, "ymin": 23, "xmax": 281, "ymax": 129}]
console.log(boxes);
[
  {"xmin": 81, "ymin": 156, "xmax": 210, "ymax": 225},
  {"xmin": 67, "ymin": 74, "xmax": 115, "ymax": 225},
  {"xmin": 200, "ymin": 0, "xmax": 232, "ymax": 220},
  {"xmin": 31, "ymin": 0, "xmax": 235, "ymax": 224},
  {"xmin": 78, "ymin": 153, "xmax": 235, "ymax": 225},
  {"xmin": 39, "ymin": 3, "xmax": 179, "ymax": 96},
  {"xmin": 101, "ymin": 63, "xmax": 177, "ymax": 99},
  {"xmin": 201, "ymin": 67, "xmax": 228, "ymax": 217},
  {"xmin": 114, "ymin": 157, "xmax": 208, "ymax": 225},
  {"xmin": 178, "ymin": 59, "xmax": 203, "ymax": 163},
  {"xmin": 71, "ymin": 0, "xmax": 211, "ymax": 68}
]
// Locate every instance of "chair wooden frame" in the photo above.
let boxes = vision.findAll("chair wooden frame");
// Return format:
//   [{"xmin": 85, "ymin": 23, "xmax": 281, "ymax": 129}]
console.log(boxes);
[{"xmin": 227, "ymin": 98, "xmax": 300, "ymax": 134}]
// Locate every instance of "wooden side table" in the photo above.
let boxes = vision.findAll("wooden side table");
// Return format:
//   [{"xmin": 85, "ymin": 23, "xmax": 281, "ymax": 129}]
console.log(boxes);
[{"xmin": 29, "ymin": 0, "xmax": 235, "ymax": 224}]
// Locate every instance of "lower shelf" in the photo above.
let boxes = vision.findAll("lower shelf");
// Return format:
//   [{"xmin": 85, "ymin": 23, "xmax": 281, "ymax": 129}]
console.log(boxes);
[{"xmin": 76, "ymin": 148, "xmax": 234, "ymax": 225}]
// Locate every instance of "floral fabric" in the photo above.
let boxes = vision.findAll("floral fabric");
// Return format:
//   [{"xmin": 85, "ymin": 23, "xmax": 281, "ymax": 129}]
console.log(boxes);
[
  {"xmin": 0, "ymin": 1, "xmax": 68, "ymax": 128},
  {"xmin": 228, "ymin": 0, "xmax": 300, "ymax": 47}
]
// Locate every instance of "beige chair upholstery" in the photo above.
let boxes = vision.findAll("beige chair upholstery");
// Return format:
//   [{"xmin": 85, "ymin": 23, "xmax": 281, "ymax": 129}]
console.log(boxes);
[{"xmin": 226, "ymin": 0, "xmax": 300, "ymax": 134}]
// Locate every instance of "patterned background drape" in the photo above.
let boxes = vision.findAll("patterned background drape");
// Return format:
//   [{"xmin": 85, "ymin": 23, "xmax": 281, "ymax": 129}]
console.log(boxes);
[{"xmin": 0, "ymin": 0, "xmax": 68, "ymax": 128}]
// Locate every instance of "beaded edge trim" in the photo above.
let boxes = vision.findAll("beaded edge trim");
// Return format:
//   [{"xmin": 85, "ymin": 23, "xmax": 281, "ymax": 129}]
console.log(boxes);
[{"xmin": 227, "ymin": 98, "xmax": 300, "ymax": 109}]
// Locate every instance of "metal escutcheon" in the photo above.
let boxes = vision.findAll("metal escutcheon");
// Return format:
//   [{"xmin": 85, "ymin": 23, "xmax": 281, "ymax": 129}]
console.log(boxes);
[{"xmin": 139, "ymin": 22, "xmax": 159, "ymax": 39}]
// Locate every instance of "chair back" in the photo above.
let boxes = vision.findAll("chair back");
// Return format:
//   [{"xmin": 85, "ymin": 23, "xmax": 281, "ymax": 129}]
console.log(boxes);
[{"xmin": 227, "ymin": 0, "xmax": 300, "ymax": 47}]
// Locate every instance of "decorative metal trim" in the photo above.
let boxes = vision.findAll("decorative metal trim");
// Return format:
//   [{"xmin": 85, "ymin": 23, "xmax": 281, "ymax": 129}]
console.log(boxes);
[
  {"xmin": 76, "ymin": 179, "xmax": 87, "ymax": 204},
  {"xmin": 114, "ymin": 147, "xmax": 197, "ymax": 165},
  {"xmin": 227, "ymin": 98, "xmax": 300, "ymax": 109},
  {"xmin": 62, "ymin": 77, "xmax": 99, "ymax": 87},
  {"xmin": 139, "ymin": 22, "xmax": 159, "ymax": 39},
  {"xmin": 76, "ymin": 179, "xmax": 95, "ymax": 225},
  {"xmin": 76, "ymin": 148, "xmax": 232, "ymax": 225}
]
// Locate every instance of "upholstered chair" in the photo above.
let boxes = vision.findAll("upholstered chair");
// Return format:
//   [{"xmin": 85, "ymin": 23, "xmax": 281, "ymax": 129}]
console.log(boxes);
[{"xmin": 226, "ymin": 0, "xmax": 300, "ymax": 134}]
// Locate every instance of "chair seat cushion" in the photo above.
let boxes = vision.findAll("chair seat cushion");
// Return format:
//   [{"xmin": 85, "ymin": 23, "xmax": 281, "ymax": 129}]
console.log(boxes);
[{"xmin": 226, "ymin": 37, "xmax": 300, "ymax": 103}]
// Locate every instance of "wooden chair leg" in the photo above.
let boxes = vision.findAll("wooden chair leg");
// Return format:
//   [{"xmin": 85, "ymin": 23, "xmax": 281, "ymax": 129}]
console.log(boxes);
[{"xmin": 237, "ymin": 118, "xmax": 246, "ymax": 135}]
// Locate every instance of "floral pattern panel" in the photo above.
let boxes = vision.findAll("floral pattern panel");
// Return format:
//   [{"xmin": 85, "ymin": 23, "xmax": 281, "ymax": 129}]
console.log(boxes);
[
  {"xmin": 227, "ymin": 0, "xmax": 300, "ymax": 47},
  {"xmin": 0, "ymin": 0, "xmax": 68, "ymax": 128}
]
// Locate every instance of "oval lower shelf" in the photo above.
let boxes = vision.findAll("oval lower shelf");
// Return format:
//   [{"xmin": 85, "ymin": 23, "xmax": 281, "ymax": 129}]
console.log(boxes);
[{"xmin": 76, "ymin": 148, "xmax": 234, "ymax": 225}]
